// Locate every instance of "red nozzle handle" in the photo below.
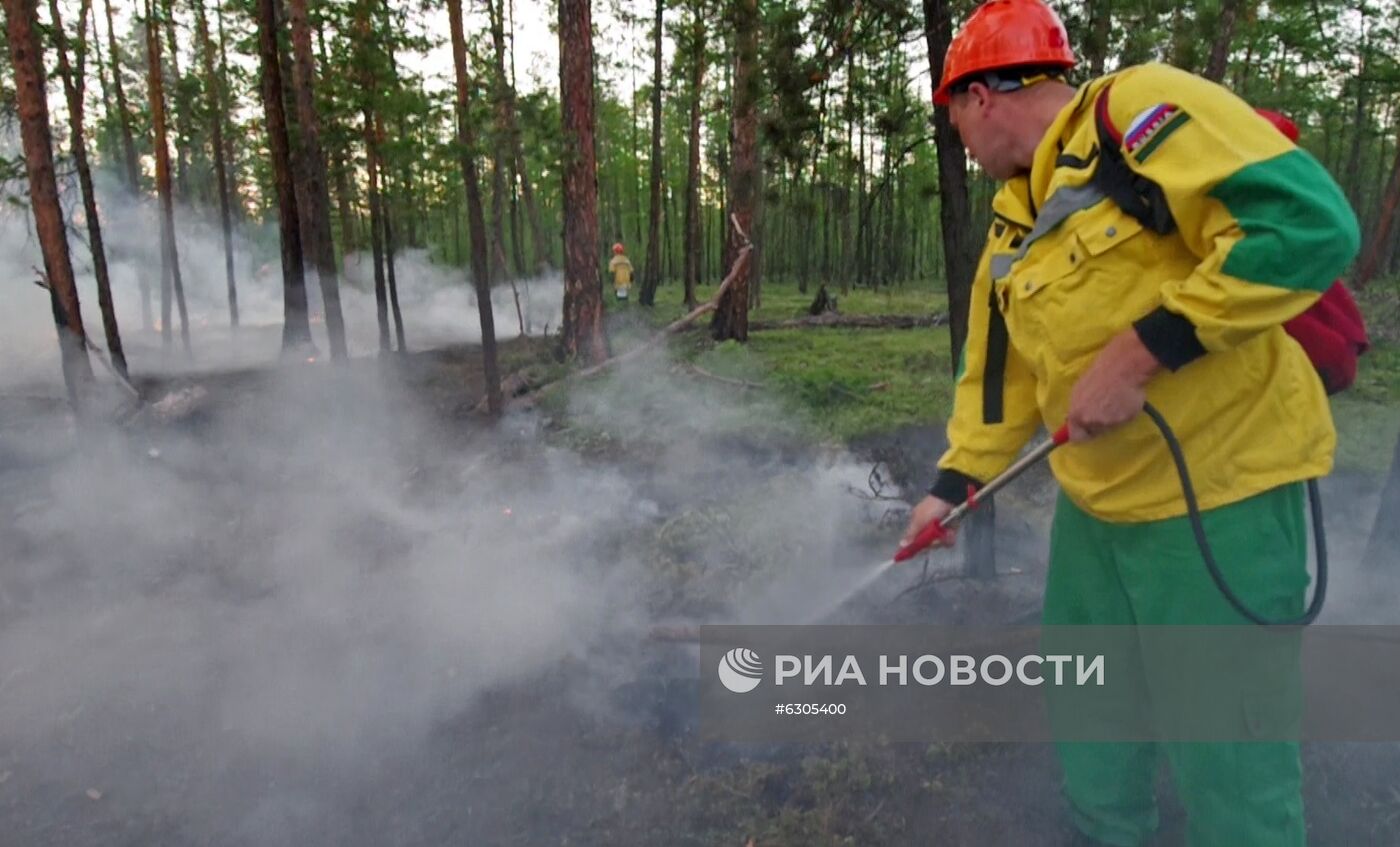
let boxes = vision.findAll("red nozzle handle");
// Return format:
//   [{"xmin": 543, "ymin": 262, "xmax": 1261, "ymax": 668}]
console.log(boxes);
[
  {"xmin": 1052, "ymin": 423, "xmax": 1071, "ymax": 445},
  {"xmin": 893, "ymin": 518, "xmax": 949, "ymax": 563}
]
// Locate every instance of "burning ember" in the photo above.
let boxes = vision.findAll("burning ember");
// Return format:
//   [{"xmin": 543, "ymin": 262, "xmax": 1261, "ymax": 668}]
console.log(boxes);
[
  {"xmin": 502, "ymin": 507, "xmax": 513, "ymax": 517},
  {"xmin": 306, "ymin": 357, "xmax": 317, "ymax": 364}
]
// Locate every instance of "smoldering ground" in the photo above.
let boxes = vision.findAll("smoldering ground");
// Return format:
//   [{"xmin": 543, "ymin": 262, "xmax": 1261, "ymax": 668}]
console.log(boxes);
[{"xmin": 6, "ymin": 164, "xmax": 1400, "ymax": 845}]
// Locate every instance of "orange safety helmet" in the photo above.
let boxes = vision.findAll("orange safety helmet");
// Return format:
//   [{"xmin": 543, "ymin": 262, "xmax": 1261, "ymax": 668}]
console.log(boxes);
[
  {"xmin": 1255, "ymin": 108, "xmax": 1300, "ymax": 143},
  {"xmin": 612, "ymin": 243, "xmax": 625, "ymax": 254},
  {"xmin": 933, "ymin": 0, "xmax": 1076, "ymax": 107}
]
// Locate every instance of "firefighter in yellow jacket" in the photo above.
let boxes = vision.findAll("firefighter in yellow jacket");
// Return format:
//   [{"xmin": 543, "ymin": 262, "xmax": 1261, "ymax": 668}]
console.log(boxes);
[
  {"xmin": 903, "ymin": 1, "xmax": 1359, "ymax": 844},
  {"xmin": 608, "ymin": 243, "xmax": 634, "ymax": 302}
]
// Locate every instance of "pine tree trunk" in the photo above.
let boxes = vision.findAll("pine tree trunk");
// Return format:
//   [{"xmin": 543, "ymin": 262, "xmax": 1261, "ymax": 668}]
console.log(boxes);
[
  {"xmin": 195, "ymin": 0, "xmax": 239, "ymax": 329},
  {"xmin": 559, "ymin": 0, "xmax": 608, "ymax": 362},
  {"xmin": 1203, "ymin": 0, "xmax": 1241, "ymax": 82},
  {"xmin": 447, "ymin": 0, "xmax": 502, "ymax": 412},
  {"xmin": 215, "ymin": 0, "xmax": 242, "ymax": 221},
  {"xmin": 145, "ymin": 0, "xmax": 190, "ymax": 353},
  {"xmin": 1345, "ymin": 51, "xmax": 1370, "ymax": 209},
  {"xmin": 364, "ymin": 105, "xmax": 389, "ymax": 352},
  {"xmin": 382, "ymin": 195, "xmax": 406, "ymax": 351},
  {"xmin": 334, "ymin": 153, "xmax": 356, "ymax": 254},
  {"xmin": 159, "ymin": 0, "xmax": 190, "ymax": 202},
  {"xmin": 105, "ymin": 0, "xmax": 150, "ymax": 330},
  {"xmin": 87, "ymin": 2, "xmax": 116, "ymax": 163},
  {"xmin": 4, "ymin": 0, "xmax": 95, "ymax": 405},
  {"xmin": 1086, "ymin": 0, "xmax": 1111, "ymax": 77},
  {"xmin": 376, "ymin": 110, "xmax": 406, "ymax": 351},
  {"xmin": 254, "ymin": 0, "xmax": 311, "ymax": 352},
  {"xmin": 639, "ymin": 0, "xmax": 665, "ymax": 306},
  {"xmin": 925, "ymin": 0, "xmax": 994, "ymax": 578},
  {"xmin": 287, "ymin": 0, "xmax": 348, "ymax": 358},
  {"xmin": 483, "ymin": 0, "xmax": 548, "ymax": 273},
  {"xmin": 682, "ymin": 9, "xmax": 705, "ymax": 311},
  {"xmin": 104, "ymin": 0, "xmax": 141, "ymax": 193},
  {"xmin": 482, "ymin": 0, "xmax": 510, "ymax": 286},
  {"xmin": 923, "ymin": 0, "xmax": 978, "ymax": 367},
  {"xmin": 1356, "ymin": 129, "xmax": 1400, "ymax": 289},
  {"xmin": 49, "ymin": 0, "xmax": 128, "ymax": 379},
  {"xmin": 711, "ymin": 0, "xmax": 758, "ymax": 342}
]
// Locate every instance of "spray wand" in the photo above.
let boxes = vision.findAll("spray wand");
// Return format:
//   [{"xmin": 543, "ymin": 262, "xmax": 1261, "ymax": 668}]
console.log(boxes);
[
  {"xmin": 891, "ymin": 423, "xmax": 1071, "ymax": 563},
  {"xmin": 649, "ymin": 424, "xmax": 1071, "ymax": 641},
  {"xmin": 786, "ymin": 424, "xmax": 1072, "ymax": 628}
]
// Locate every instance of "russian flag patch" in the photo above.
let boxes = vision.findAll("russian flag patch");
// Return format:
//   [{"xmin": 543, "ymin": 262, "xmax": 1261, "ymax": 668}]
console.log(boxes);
[{"xmin": 1123, "ymin": 103, "xmax": 1191, "ymax": 162}]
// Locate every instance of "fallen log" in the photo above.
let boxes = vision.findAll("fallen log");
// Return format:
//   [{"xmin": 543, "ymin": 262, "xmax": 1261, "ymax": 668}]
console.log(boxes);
[{"xmin": 749, "ymin": 312, "xmax": 947, "ymax": 331}]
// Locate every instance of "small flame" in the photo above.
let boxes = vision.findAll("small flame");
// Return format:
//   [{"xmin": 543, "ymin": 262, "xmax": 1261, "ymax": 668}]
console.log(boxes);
[
  {"xmin": 306, "ymin": 356, "xmax": 317, "ymax": 364},
  {"xmin": 502, "ymin": 507, "xmax": 513, "ymax": 516}
]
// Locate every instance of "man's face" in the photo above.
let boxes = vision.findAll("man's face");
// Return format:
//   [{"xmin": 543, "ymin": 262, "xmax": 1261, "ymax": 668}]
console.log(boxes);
[{"xmin": 948, "ymin": 83, "xmax": 1019, "ymax": 181}]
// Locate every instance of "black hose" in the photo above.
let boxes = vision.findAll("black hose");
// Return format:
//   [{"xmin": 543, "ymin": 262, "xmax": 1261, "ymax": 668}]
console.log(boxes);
[{"xmin": 1142, "ymin": 402, "xmax": 1327, "ymax": 626}]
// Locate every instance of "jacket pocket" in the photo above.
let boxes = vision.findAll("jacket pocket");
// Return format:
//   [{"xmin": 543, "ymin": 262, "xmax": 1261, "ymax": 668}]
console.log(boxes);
[{"xmin": 1006, "ymin": 206, "xmax": 1148, "ymax": 363}]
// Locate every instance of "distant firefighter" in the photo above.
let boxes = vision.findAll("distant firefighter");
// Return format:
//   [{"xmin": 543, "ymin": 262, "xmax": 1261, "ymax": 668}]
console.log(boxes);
[{"xmin": 608, "ymin": 243, "xmax": 633, "ymax": 302}]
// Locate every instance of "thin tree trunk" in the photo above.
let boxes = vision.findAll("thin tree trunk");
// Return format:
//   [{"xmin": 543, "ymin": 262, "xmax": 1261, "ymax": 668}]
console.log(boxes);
[
  {"xmin": 105, "ymin": 0, "xmax": 149, "ymax": 330},
  {"xmin": 104, "ymin": 0, "xmax": 141, "ymax": 192},
  {"xmin": 376, "ymin": 110, "xmax": 406, "ymax": 350},
  {"xmin": 1086, "ymin": 0, "xmax": 1111, "ymax": 77},
  {"xmin": 287, "ymin": 0, "xmax": 348, "ymax": 358},
  {"xmin": 639, "ymin": 0, "xmax": 665, "ymax": 306},
  {"xmin": 195, "ymin": 0, "xmax": 238, "ymax": 329},
  {"xmin": 159, "ymin": 0, "xmax": 190, "ymax": 201},
  {"xmin": 87, "ymin": 2, "xmax": 115, "ymax": 161},
  {"xmin": 447, "ymin": 0, "xmax": 502, "ymax": 412},
  {"xmin": 254, "ymin": 0, "xmax": 311, "ymax": 351},
  {"xmin": 215, "ymin": 0, "xmax": 242, "ymax": 221},
  {"xmin": 483, "ymin": 0, "xmax": 548, "ymax": 274},
  {"xmin": 364, "ymin": 106, "xmax": 389, "ymax": 351},
  {"xmin": 4, "ymin": 0, "xmax": 95, "ymax": 406},
  {"xmin": 382, "ymin": 193, "xmax": 406, "ymax": 351},
  {"xmin": 1345, "ymin": 48, "xmax": 1370, "ymax": 208},
  {"xmin": 711, "ymin": 0, "xmax": 757, "ymax": 342},
  {"xmin": 559, "ymin": 0, "xmax": 608, "ymax": 362},
  {"xmin": 49, "ymin": 0, "xmax": 128, "ymax": 379},
  {"xmin": 482, "ymin": 0, "xmax": 510, "ymax": 285},
  {"xmin": 145, "ymin": 0, "xmax": 190, "ymax": 353},
  {"xmin": 683, "ymin": 5, "xmax": 705, "ymax": 312},
  {"xmin": 1203, "ymin": 0, "xmax": 1242, "ymax": 82},
  {"xmin": 334, "ymin": 152, "xmax": 356, "ymax": 254},
  {"xmin": 925, "ymin": 0, "xmax": 993, "ymax": 578},
  {"xmin": 1356, "ymin": 129, "xmax": 1400, "ymax": 289},
  {"xmin": 353, "ymin": 2, "xmax": 388, "ymax": 351}
]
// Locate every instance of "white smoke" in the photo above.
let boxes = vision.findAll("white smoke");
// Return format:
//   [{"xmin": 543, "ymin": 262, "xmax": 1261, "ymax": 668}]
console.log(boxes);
[{"xmin": 0, "ymin": 165, "xmax": 562, "ymax": 391}]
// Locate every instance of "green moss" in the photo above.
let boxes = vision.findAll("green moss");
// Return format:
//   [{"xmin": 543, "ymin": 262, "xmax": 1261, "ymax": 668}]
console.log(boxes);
[
  {"xmin": 1333, "ymin": 341, "xmax": 1400, "ymax": 473},
  {"xmin": 746, "ymin": 327, "xmax": 955, "ymax": 441}
]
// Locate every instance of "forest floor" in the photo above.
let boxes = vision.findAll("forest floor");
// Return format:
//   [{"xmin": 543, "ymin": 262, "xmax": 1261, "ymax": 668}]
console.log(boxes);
[{"xmin": 2, "ymin": 279, "xmax": 1400, "ymax": 846}]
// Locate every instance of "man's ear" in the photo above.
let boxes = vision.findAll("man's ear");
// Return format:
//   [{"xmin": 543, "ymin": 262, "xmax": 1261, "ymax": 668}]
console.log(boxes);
[{"xmin": 965, "ymin": 80, "xmax": 992, "ymax": 115}]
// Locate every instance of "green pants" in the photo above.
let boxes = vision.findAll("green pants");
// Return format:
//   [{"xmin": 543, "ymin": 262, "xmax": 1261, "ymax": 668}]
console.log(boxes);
[{"xmin": 1043, "ymin": 484, "xmax": 1309, "ymax": 847}]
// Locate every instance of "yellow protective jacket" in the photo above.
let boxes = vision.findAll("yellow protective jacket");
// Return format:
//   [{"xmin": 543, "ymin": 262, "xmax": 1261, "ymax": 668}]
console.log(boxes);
[
  {"xmin": 933, "ymin": 63, "xmax": 1359, "ymax": 522},
  {"xmin": 609, "ymin": 254, "xmax": 634, "ymax": 289}
]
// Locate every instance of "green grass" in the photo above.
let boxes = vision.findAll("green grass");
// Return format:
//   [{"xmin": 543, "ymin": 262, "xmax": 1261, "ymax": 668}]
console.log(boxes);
[
  {"xmin": 613, "ymin": 276, "xmax": 948, "ymax": 326},
  {"xmin": 1333, "ymin": 341, "xmax": 1400, "ymax": 472},
  {"xmin": 570, "ymin": 281, "xmax": 1400, "ymax": 471},
  {"xmin": 690, "ymin": 327, "xmax": 955, "ymax": 441}
]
